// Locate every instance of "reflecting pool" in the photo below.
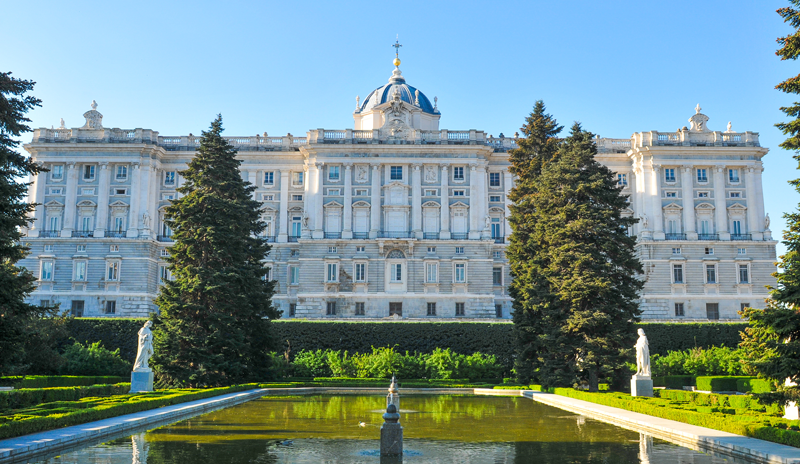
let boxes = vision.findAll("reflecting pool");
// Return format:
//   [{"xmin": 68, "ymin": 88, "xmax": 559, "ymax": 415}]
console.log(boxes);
[{"xmin": 36, "ymin": 395, "xmax": 736, "ymax": 463}]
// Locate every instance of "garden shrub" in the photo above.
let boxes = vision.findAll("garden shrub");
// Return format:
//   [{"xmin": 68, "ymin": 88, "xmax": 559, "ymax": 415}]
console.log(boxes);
[
  {"xmin": 0, "ymin": 376, "xmax": 127, "ymax": 389},
  {"xmin": 60, "ymin": 342, "xmax": 132, "ymax": 377},
  {"xmin": 291, "ymin": 350, "xmax": 332, "ymax": 378},
  {"xmin": 0, "ymin": 383, "xmax": 130, "ymax": 411},
  {"xmin": 696, "ymin": 376, "xmax": 755, "ymax": 392},
  {"xmin": 652, "ymin": 375, "xmax": 695, "ymax": 389},
  {"xmin": 651, "ymin": 346, "xmax": 746, "ymax": 377},
  {"xmin": 737, "ymin": 378, "xmax": 775, "ymax": 394}
]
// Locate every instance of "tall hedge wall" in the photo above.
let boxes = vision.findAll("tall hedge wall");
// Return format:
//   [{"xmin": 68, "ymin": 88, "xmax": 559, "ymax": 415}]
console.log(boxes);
[{"xmin": 63, "ymin": 319, "xmax": 747, "ymax": 368}]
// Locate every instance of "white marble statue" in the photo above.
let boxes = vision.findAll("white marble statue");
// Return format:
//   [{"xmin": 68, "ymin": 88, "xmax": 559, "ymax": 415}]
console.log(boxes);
[
  {"xmin": 301, "ymin": 212, "xmax": 309, "ymax": 229},
  {"xmin": 639, "ymin": 214, "xmax": 649, "ymax": 229},
  {"xmin": 133, "ymin": 321, "xmax": 154, "ymax": 371},
  {"xmin": 635, "ymin": 328, "xmax": 651, "ymax": 377},
  {"xmin": 765, "ymin": 213, "xmax": 771, "ymax": 229},
  {"xmin": 727, "ymin": 121, "xmax": 732, "ymax": 132},
  {"xmin": 59, "ymin": 118, "xmax": 65, "ymax": 129},
  {"xmin": 141, "ymin": 211, "xmax": 150, "ymax": 228},
  {"xmin": 484, "ymin": 215, "xmax": 492, "ymax": 230}
]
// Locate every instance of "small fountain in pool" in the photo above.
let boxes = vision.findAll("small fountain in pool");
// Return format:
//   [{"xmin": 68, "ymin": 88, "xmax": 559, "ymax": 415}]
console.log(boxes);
[{"xmin": 381, "ymin": 375, "xmax": 403, "ymax": 458}]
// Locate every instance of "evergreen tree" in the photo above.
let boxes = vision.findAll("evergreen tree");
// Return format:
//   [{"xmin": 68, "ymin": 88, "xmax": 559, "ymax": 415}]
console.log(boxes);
[
  {"xmin": 152, "ymin": 115, "xmax": 279, "ymax": 387},
  {"xmin": 0, "ymin": 72, "xmax": 60, "ymax": 375},
  {"xmin": 507, "ymin": 101, "xmax": 564, "ymax": 384},
  {"xmin": 739, "ymin": 2, "xmax": 800, "ymax": 406}
]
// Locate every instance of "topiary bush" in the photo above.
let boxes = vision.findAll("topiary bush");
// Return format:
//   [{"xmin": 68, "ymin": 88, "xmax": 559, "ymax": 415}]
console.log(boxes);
[{"xmin": 60, "ymin": 342, "xmax": 132, "ymax": 377}]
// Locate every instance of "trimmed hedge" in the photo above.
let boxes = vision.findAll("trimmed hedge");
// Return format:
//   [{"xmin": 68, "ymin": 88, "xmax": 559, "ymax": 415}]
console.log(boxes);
[
  {"xmin": 63, "ymin": 319, "xmax": 748, "ymax": 369},
  {"xmin": 0, "ymin": 376, "xmax": 128, "ymax": 389},
  {"xmin": 737, "ymin": 378, "xmax": 775, "ymax": 394},
  {"xmin": 696, "ymin": 376, "xmax": 756, "ymax": 392},
  {"xmin": 652, "ymin": 375, "xmax": 696, "ymax": 389},
  {"xmin": 0, "ymin": 383, "xmax": 130, "ymax": 411},
  {"xmin": 0, "ymin": 384, "xmax": 254, "ymax": 440}
]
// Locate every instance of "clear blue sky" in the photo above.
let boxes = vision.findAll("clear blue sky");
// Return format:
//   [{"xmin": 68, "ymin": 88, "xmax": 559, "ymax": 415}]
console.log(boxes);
[{"xmin": 2, "ymin": 0, "xmax": 796, "ymax": 255}]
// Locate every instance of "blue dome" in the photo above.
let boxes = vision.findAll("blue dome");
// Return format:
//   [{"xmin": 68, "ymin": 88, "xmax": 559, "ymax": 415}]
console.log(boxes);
[{"xmin": 359, "ymin": 70, "xmax": 438, "ymax": 115}]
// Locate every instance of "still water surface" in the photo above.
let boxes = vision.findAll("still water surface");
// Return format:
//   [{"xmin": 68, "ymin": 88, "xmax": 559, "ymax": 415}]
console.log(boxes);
[{"xmin": 37, "ymin": 395, "xmax": 737, "ymax": 463}]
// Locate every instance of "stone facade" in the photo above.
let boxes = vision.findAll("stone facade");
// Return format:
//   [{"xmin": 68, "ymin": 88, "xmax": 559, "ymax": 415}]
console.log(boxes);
[{"xmin": 19, "ymin": 66, "xmax": 776, "ymax": 320}]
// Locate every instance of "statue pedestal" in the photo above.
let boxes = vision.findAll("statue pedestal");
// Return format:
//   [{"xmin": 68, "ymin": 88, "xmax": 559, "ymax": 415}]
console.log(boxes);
[
  {"xmin": 631, "ymin": 375, "xmax": 653, "ymax": 397},
  {"xmin": 131, "ymin": 369, "xmax": 153, "ymax": 393},
  {"xmin": 786, "ymin": 401, "xmax": 800, "ymax": 420}
]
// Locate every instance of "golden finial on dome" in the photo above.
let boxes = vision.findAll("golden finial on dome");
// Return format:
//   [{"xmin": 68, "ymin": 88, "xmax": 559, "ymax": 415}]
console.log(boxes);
[{"xmin": 392, "ymin": 35, "xmax": 402, "ymax": 67}]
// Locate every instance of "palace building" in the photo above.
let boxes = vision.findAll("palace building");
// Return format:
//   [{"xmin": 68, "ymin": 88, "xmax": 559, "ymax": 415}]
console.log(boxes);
[{"xmin": 19, "ymin": 57, "xmax": 777, "ymax": 320}]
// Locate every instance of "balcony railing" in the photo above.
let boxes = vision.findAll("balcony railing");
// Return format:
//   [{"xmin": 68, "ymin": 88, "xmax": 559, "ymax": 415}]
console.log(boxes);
[
  {"xmin": 698, "ymin": 234, "xmax": 719, "ymax": 241},
  {"xmin": 72, "ymin": 231, "xmax": 93, "ymax": 238},
  {"xmin": 157, "ymin": 235, "xmax": 174, "ymax": 242},
  {"xmin": 39, "ymin": 230, "xmax": 60, "ymax": 238},
  {"xmin": 423, "ymin": 233, "xmax": 440, "ymax": 240},
  {"xmin": 352, "ymin": 232, "xmax": 369, "ymax": 239},
  {"xmin": 379, "ymin": 231, "xmax": 411, "ymax": 239},
  {"xmin": 288, "ymin": 235, "xmax": 300, "ymax": 243},
  {"xmin": 263, "ymin": 235, "xmax": 276, "ymax": 243},
  {"xmin": 106, "ymin": 230, "xmax": 126, "ymax": 238},
  {"xmin": 451, "ymin": 233, "xmax": 468, "ymax": 240},
  {"xmin": 324, "ymin": 232, "xmax": 342, "ymax": 239},
  {"xmin": 664, "ymin": 233, "xmax": 686, "ymax": 240},
  {"xmin": 493, "ymin": 236, "xmax": 505, "ymax": 244},
  {"xmin": 731, "ymin": 234, "xmax": 752, "ymax": 241}
]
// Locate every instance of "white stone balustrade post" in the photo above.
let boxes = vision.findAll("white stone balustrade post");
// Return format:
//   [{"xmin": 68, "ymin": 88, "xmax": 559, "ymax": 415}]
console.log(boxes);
[
  {"xmin": 440, "ymin": 165, "xmax": 450, "ymax": 239},
  {"xmin": 411, "ymin": 164, "xmax": 422, "ymax": 238},
  {"xmin": 127, "ymin": 162, "xmax": 141, "ymax": 237},
  {"xmin": 370, "ymin": 164, "xmax": 381, "ymax": 238},
  {"xmin": 94, "ymin": 162, "xmax": 110, "ymax": 237},
  {"xmin": 651, "ymin": 164, "xmax": 664, "ymax": 240},
  {"xmin": 313, "ymin": 162, "xmax": 324, "ymax": 239},
  {"xmin": 61, "ymin": 162, "xmax": 78, "ymax": 237},
  {"xmin": 745, "ymin": 166, "xmax": 762, "ymax": 240},
  {"xmin": 343, "ymin": 164, "xmax": 353, "ymax": 239},
  {"xmin": 713, "ymin": 166, "xmax": 729, "ymax": 240},
  {"xmin": 278, "ymin": 171, "xmax": 289, "ymax": 242},
  {"xmin": 681, "ymin": 166, "xmax": 697, "ymax": 240},
  {"xmin": 29, "ymin": 164, "xmax": 46, "ymax": 237}
]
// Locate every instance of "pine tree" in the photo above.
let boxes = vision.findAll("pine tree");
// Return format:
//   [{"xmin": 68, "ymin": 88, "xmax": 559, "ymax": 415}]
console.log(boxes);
[
  {"xmin": 152, "ymin": 115, "xmax": 279, "ymax": 387},
  {"xmin": 739, "ymin": 2, "xmax": 800, "ymax": 406},
  {"xmin": 507, "ymin": 101, "xmax": 564, "ymax": 384},
  {"xmin": 0, "ymin": 72, "xmax": 60, "ymax": 375}
]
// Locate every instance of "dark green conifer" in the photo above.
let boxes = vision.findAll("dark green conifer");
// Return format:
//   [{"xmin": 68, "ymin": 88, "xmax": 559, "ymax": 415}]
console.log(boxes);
[{"xmin": 152, "ymin": 115, "xmax": 279, "ymax": 387}]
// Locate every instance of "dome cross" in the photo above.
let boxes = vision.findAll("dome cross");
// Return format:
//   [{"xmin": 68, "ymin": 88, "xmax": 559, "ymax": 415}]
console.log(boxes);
[{"xmin": 392, "ymin": 36, "xmax": 402, "ymax": 67}]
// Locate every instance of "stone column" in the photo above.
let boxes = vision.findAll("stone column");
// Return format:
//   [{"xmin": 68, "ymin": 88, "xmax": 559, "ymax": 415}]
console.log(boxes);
[
  {"xmin": 61, "ymin": 162, "xmax": 78, "ymax": 237},
  {"xmin": 313, "ymin": 162, "xmax": 324, "ymax": 239},
  {"xmin": 278, "ymin": 170, "xmax": 289, "ymax": 242},
  {"xmin": 440, "ymin": 164, "xmax": 450, "ymax": 239},
  {"xmin": 469, "ymin": 165, "xmax": 480, "ymax": 239},
  {"xmin": 755, "ymin": 164, "xmax": 767, "ymax": 235},
  {"xmin": 745, "ymin": 166, "xmax": 763, "ymax": 240},
  {"xmin": 411, "ymin": 163, "xmax": 422, "ymax": 238},
  {"xmin": 651, "ymin": 164, "xmax": 664, "ymax": 240},
  {"xmin": 370, "ymin": 164, "xmax": 381, "ymax": 238},
  {"xmin": 29, "ymin": 164, "xmax": 46, "ymax": 237},
  {"xmin": 504, "ymin": 171, "xmax": 513, "ymax": 241},
  {"xmin": 127, "ymin": 162, "xmax": 141, "ymax": 237},
  {"xmin": 94, "ymin": 162, "xmax": 110, "ymax": 237},
  {"xmin": 681, "ymin": 166, "xmax": 697, "ymax": 240},
  {"xmin": 343, "ymin": 163, "xmax": 353, "ymax": 239},
  {"xmin": 478, "ymin": 164, "xmax": 489, "ymax": 238},
  {"xmin": 138, "ymin": 162, "xmax": 153, "ymax": 238},
  {"xmin": 247, "ymin": 170, "xmax": 257, "ymax": 198},
  {"xmin": 713, "ymin": 166, "xmax": 729, "ymax": 240}
]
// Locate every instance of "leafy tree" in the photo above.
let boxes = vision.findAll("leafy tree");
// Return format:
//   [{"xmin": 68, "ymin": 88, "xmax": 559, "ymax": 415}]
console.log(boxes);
[
  {"xmin": 508, "ymin": 101, "xmax": 564, "ymax": 384},
  {"xmin": 152, "ymin": 115, "xmax": 279, "ymax": 387},
  {"xmin": 0, "ymin": 72, "xmax": 62, "ymax": 375},
  {"xmin": 739, "ymin": 1, "xmax": 800, "ymax": 408}
]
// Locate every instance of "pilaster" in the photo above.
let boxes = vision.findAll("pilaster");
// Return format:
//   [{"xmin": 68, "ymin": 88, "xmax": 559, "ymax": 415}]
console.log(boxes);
[
  {"xmin": 342, "ymin": 163, "xmax": 353, "ymax": 239},
  {"xmin": 61, "ymin": 162, "xmax": 78, "ymax": 237},
  {"xmin": 127, "ymin": 162, "xmax": 141, "ymax": 237},
  {"xmin": 713, "ymin": 166, "xmax": 729, "ymax": 240},
  {"xmin": 469, "ymin": 164, "xmax": 480, "ymax": 239},
  {"xmin": 745, "ymin": 166, "xmax": 763, "ymax": 240},
  {"xmin": 29, "ymin": 164, "xmax": 46, "ymax": 237},
  {"xmin": 94, "ymin": 162, "xmax": 110, "ymax": 237},
  {"xmin": 681, "ymin": 166, "xmax": 697, "ymax": 240},
  {"xmin": 370, "ymin": 164, "xmax": 381, "ymax": 238},
  {"xmin": 278, "ymin": 171, "xmax": 289, "ymax": 242},
  {"xmin": 411, "ymin": 163, "xmax": 422, "ymax": 238},
  {"xmin": 440, "ymin": 164, "xmax": 450, "ymax": 239}
]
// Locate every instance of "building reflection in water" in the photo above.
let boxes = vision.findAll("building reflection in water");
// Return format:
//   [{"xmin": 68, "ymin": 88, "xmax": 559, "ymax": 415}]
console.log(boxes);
[
  {"xmin": 639, "ymin": 432, "xmax": 653, "ymax": 464},
  {"xmin": 132, "ymin": 433, "xmax": 148, "ymax": 464}
]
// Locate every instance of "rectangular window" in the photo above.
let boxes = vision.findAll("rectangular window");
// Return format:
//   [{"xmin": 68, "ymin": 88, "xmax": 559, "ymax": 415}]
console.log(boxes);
[
  {"xmin": 672, "ymin": 247, "xmax": 681, "ymax": 255},
  {"xmin": 427, "ymin": 302, "xmax": 436, "ymax": 316},
  {"xmin": 390, "ymin": 166, "xmax": 403, "ymax": 180},
  {"xmin": 730, "ymin": 192, "xmax": 741, "ymax": 198},
  {"xmin": 355, "ymin": 189, "xmax": 369, "ymax": 196},
  {"xmin": 326, "ymin": 263, "xmax": 338, "ymax": 282},
  {"xmin": 113, "ymin": 217, "xmax": 124, "ymax": 232},
  {"xmin": 454, "ymin": 263, "xmax": 466, "ymax": 283},
  {"xmin": 617, "ymin": 173, "xmax": 627, "ymax": 187},
  {"xmin": 733, "ymin": 220, "xmax": 742, "ymax": 235},
  {"xmin": 263, "ymin": 171, "xmax": 274, "ymax": 185},
  {"xmin": 495, "ymin": 304, "xmax": 503, "ymax": 318},
  {"xmin": 70, "ymin": 300, "xmax": 84, "ymax": 317},
  {"xmin": 328, "ymin": 246, "xmax": 337, "ymax": 253},
  {"xmin": 453, "ymin": 166, "xmax": 464, "ymax": 181},
  {"xmin": 452, "ymin": 189, "xmax": 465, "ymax": 196},
  {"xmin": 729, "ymin": 168, "xmax": 740, "ymax": 183},
  {"xmin": 51, "ymin": 165, "xmax": 63, "ymax": 180},
  {"xmin": 83, "ymin": 165, "xmax": 95, "ymax": 180},
  {"xmin": 77, "ymin": 245, "xmax": 86, "ymax": 252},
  {"xmin": 262, "ymin": 194, "xmax": 274, "ymax": 201},
  {"xmin": 427, "ymin": 246, "xmax": 436, "ymax": 253},
  {"xmin": 494, "ymin": 251, "xmax": 503, "ymax": 259},
  {"xmin": 489, "ymin": 172, "xmax": 501, "ymax": 187},
  {"xmin": 697, "ymin": 192, "xmax": 709, "ymax": 198},
  {"xmin": 104, "ymin": 301, "xmax": 116, "ymax": 315},
  {"xmin": 81, "ymin": 216, "xmax": 91, "ymax": 231},
  {"xmin": 80, "ymin": 188, "xmax": 95, "ymax": 196},
  {"xmin": 741, "ymin": 303, "xmax": 750, "ymax": 312},
  {"xmin": 159, "ymin": 265, "xmax": 172, "ymax": 284},
  {"xmin": 389, "ymin": 302, "xmax": 402, "ymax": 317},
  {"xmin": 739, "ymin": 264, "xmax": 749, "ymax": 284},
  {"xmin": 73, "ymin": 260, "xmax": 87, "ymax": 281},
  {"xmin": 289, "ymin": 303, "xmax": 296, "ymax": 316},
  {"xmin": 49, "ymin": 188, "xmax": 63, "ymax": 195},
  {"xmin": 326, "ymin": 301, "xmax": 336, "ymax": 316},
  {"xmin": 489, "ymin": 195, "xmax": 502, "ymax": 202},
  {"xmin": 115, "ymin": 188, "xmax": 128, "ymax": 195},
  {"xmin": 263, "ymin": 267, "xmax": 272, "ymax": 281},
  {"xmin": 738, "ymin": 248, "xmax": 746, "ymax": 255},
  {"xmin": 672, "ymin": 264, "xmax": 684, "ymax": 284},
  {"xmin": 424, "ymin": 189, "xmax": 437, "ymax": 196},
  {"xmin": 665, "ymin": 192, "xmax": 677, "ymax": 198},
  {"xmin": 49, "ymin": 216, "xmax": 59, "ymax": 231},
  {"xmin": 355, "ymin": 263, "xmax": 366, "ymax": 282},
  {"xmin": 292, "ymin": 194, "xmax": 303, "ymax": 201},
  {"xmin": 327, "ymin": 189, "xmax": 341, "ymax": 196},
  {"xmin": 356, "ymin": 246, "xmax": 365, "ymax": 253},
  {"xmin": 329, "ymin": 166, "xmax": 340, "ymax": 181},
  {"xmin": 40, "ymin": 260, "xmax": 53, "ymax": 281},
  {"xmin": 706, "ymin": 303, "xmax": 720, "ymax": 320},
  {"xmin": 391, "ymin": 263, "xmax": 402, "ymax": 282},
  {"xmin": 289, "ymin": 266, "xmax": 299, "ymax": 285},
  {"xmin": 455, "ymin": 302, "xmax": 465, "ymax": 316},
  {"xmin": 164, "ymin": 171, "xmax": 176, "ymax": 186},
  {"xmin": 40, "ymin": 300, "xmax": 50, "ymax": 308},
  {"xmin": 493, "ymin": 267, "xmax": 503, "ymax": 286},
  {"xmin": 697, "ymin": 168, "xmax": 708, "ymax": 183},
  {"xmin": 455, "ymin": 247, "xmax": 464, "ymax": 254},
  {"xmin": 355, "ymin": 302, "xmax": 365, "ymax": 316},
  {"xmin": 664, "ymin": 168, "xmax": 676, "ymax": 183},
  {"xmin": 705, "ymin": 264, "xmax": 716, "ymax": 284},
  {"xmin": 292, "ymin": 172, "xmax": 304, "ymax": 186},
  {"xmin": 675, "ymin": 303, "xmax": 685, "ymax": 317},
  {"xmin": 115, "ymin": 165, "xmax": 127, "ymax": 180},
  {"xmin": 705, "ymin": 247, "xmax": 714, "ymax": 255},
  {"xmin": 107, "ymin": 261, "xmax": 120, "ymax": 281},
  {"xmin": 110, "ymin": 245, "xmax": 119, "ymax": 252},
  {"xmin": 426, "ymin": 263, "xmax": 438, "ymax": 283},
  {"xmin": 44, "ymin": 244, "xmax": 53, "ymax": 252}
]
